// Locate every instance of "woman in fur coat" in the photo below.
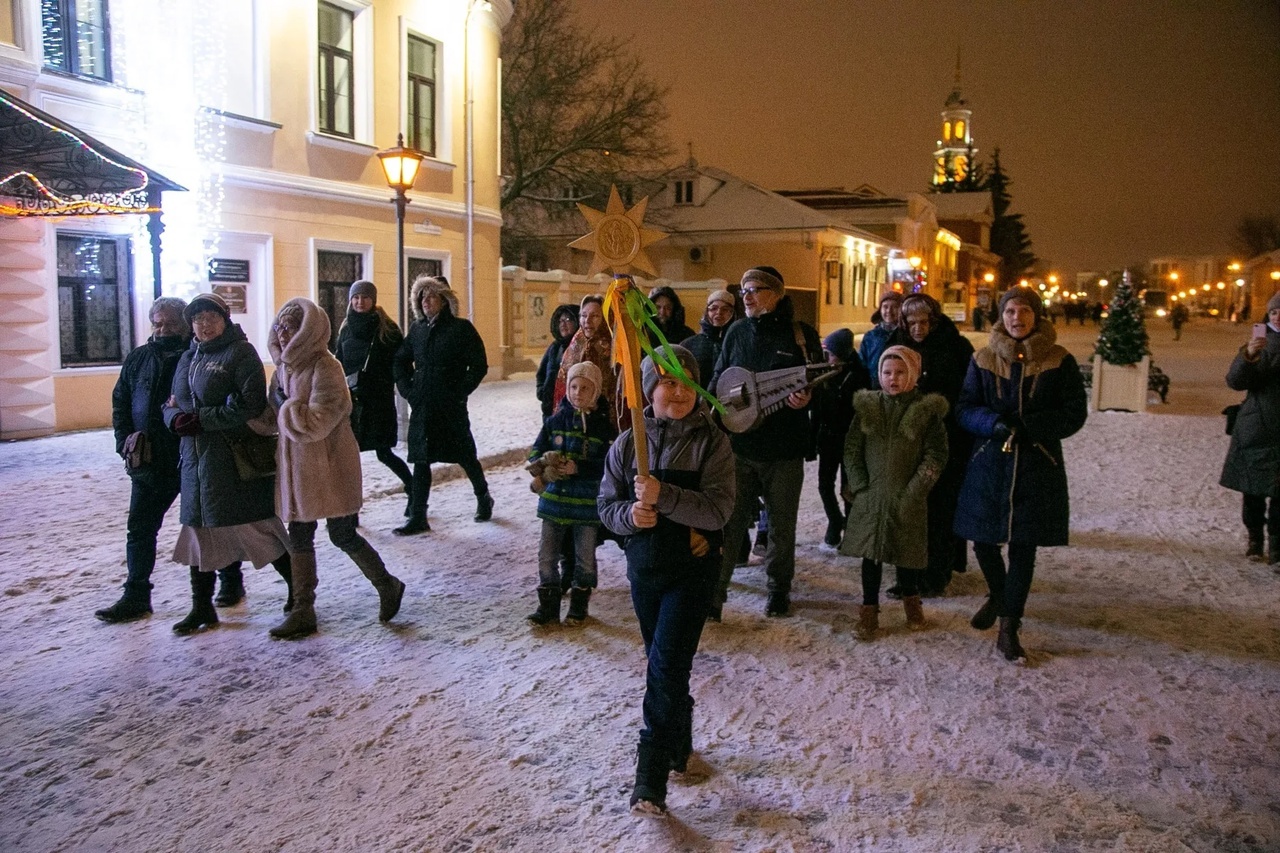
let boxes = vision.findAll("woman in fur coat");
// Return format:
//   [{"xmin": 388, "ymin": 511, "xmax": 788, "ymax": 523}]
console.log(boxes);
[
  {"xmin": 267, "ymin": 298, "xmax": 406, "ymax": 639},
  {"xmin": 953, "ymin": 288, "xmax": 1087, "ymax": 663}
]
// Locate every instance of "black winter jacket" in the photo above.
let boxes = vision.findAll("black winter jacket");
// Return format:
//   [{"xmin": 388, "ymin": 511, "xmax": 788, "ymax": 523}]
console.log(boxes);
[
  {"xmin": 394, "ymin": 308, "xmax": 487, "ymax": 464},
  {"xmin": 535, "ymin": 304, "xmax": 579, "ymax": 418},
  {"xmin": 163, "ymin": 325, "xmax": 276, "ymax": 528},
  {"xmin": 710, "ymin": 296, "xmax": 822, "ymax": 461},
  {"xmin": 335, "ymin": 310, "xmax": 403, "ymax": 451},
  {"xmin": 1220, "ymin": 328, "xmax": 1280, "ymax": 497},
  {"xmin": 112, "ymin": 334, "xmax": 188, "ymax": 484},
  {"xmin": 681, "ymin": 316, "xmax": 733, "ymax": 391}
]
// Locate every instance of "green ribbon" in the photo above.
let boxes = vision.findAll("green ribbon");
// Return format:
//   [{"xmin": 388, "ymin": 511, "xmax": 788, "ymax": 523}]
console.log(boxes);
[{"xmin": 617, "ymin": 281, "xmax": 726, "ymax": 415}]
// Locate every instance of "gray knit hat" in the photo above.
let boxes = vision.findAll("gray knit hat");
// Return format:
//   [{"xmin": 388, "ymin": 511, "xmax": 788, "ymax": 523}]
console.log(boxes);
[
  {"xmin": 641, "ymin": 345, "xmax": 699, "ymax": 399},
  {"xmin": 1266, "ymin": 292, "xmax": 1280, "ymax": 313},
  {"xmin": 707, "ymin": 289, "xmax": 735, "ymax": 310},
  {"xmin": 741, "ymin": 266, "xmax": 785, "ymax": 295},
  {"xmin": 348, "ymin": 280, "xmax": 377, "ymax": 302},
  {"xmin": 999, "ymin": 287, "xmax": 1045, "ymax": 320}
]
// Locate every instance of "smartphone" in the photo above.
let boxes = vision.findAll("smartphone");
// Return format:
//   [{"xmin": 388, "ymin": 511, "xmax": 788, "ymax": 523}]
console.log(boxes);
[{"xmin": 1253, "ymin": 323, "xmax": 1267, "ymax": 340}]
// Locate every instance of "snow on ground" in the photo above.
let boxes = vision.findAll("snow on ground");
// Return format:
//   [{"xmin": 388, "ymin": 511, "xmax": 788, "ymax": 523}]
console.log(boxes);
[{"xmin": 1, "ymin": 321, "xmax": 1277, "ymax": 852}]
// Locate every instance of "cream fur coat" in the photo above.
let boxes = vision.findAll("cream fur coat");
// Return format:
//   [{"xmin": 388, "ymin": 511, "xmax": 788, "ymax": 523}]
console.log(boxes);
[{"xmin": 268, "ymin": 298, "xmax": 363, "ymax": 523}]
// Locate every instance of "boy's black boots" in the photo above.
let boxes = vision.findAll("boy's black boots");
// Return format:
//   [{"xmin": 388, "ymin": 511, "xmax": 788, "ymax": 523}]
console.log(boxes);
[{"xmin": 527, "ymin": 587, "xmax": 561, "ymax": 626}]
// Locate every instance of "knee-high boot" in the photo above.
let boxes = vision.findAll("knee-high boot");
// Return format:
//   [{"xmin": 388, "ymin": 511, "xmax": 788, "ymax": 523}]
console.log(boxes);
[
  {"xmin": 349, "ymin": 543, "xmax": 406, "ymax": 622},
  {"xmin": 272, "ymin": 552, "xmax": 294, "ymax": 613},
  {"xmin": 173, "ymin": 567, "xmax": 218, "ymax": 635},
  {"xmin": 269, "ymin": 552, "xmax": 317, "ymax": 639}
]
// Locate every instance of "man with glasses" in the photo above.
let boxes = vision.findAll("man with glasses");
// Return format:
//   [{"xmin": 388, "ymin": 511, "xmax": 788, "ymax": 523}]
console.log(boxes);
[{"xmin": 709, "ymin": 266, "xmax": 822, "ymax": 619}]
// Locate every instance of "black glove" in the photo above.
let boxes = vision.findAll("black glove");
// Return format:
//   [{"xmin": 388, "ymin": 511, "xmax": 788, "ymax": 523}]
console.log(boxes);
[
  {"xmin": 992, "ymin": 418, "xmax": 1013, "ymax": 441},
  {"xmin": 271, "ymin": 384, "xmax": 287, "ymax": 410},
  {"xmin": 172, "ymin": 412, "xmax": 203, "ymax": 437}
]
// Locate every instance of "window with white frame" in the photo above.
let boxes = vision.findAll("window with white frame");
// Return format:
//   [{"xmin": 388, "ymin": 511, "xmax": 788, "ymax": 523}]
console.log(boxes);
[
  {"xmin": 42, "ymin": 0, "xmax": 112, "ymax": 81},
  {"xmin": 317, "ymin": 249, "xmax": 363, "ymax": 350},
  {"xmin": 317, "ymin": 1, "xmax": 354, "ymax": 138},
  {"xmin": 673, "ymin": 180, "xmax": 694, "ymax": 205},
  {"xmin": 406, "ymin": 33, "xmax": 437, "ymax": 156},
  {"xmin": 56, "ymin": 232, "xmax": 133, "ymax": 366}
]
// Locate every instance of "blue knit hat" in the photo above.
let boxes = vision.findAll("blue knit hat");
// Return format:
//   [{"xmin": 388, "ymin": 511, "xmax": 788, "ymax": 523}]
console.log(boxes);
[{"xmin": 822, "ymin": 328, "xmax": 855, "ymax": 362}]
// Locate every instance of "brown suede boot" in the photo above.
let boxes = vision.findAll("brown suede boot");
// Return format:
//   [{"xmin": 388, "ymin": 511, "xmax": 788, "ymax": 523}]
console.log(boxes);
[
  {"xmin": 269, "ymin": 552, "xmax": 317, "ymax": 639},
  {"xmin": 349, "ymin": 543, "xmax": 406, "ymax": 622},
  {"xmin": 903, "ymin": 595, "xmax": 926, "ymax": 631},
  {"xmin": 855, "ymin": 605, "xmax": 879, "ymax": 641}
]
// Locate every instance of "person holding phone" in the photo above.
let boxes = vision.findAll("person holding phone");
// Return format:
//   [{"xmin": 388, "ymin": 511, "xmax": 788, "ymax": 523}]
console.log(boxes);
[{"xmin": 1220, "ymin": 294, "xmax": 1280, "ymax": 565}]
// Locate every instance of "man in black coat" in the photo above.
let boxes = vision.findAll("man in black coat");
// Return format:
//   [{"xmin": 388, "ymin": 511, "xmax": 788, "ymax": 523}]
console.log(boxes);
[
  {"xmin": 393, "ymin": 276, "xmax": 492, "ymax": 534},
  {"xmin": 96, "ymin": 298, "xmax": 190, "ymax": 623},
  {"xmin": 710, "ymin": 266, "xmax": 822, "ymax": 619}
]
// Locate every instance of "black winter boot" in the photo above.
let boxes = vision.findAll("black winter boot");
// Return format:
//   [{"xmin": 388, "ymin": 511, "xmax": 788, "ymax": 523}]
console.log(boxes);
[
  {"xmin": 474, "ymin": 491, "xmax": 495, "ymax": 522},
  {"xmin": 214, "ymin": 562, "xmax": 245, "ymax": 607},
  {"xmin": 997, "ymin": 616, "xmax": 1027, "ymax": 663},
  {"xmin": 527, "ymin": 587, "xmax": 561, "ymax": 626},
  {"xmin": 970, "ymin": 595, "xmax": 1001, "ymax": 630},
  {"xmin": 95, "ymin": 583, "xmax": 152, "ymax": 623},
  {"xmin": 273, "ymin": 553, "xmax": 294, "ymax": 613},
  {"xmin": 565, "ymin": 587, "xmax": 591, "ymax": 626},
  {"xmin": 630, "ymin": 742, "xmax": 671, "ymax": 817},
  {"xmin": 173, "ymin": 567, "xmax": 218, "ymax": 635},
  {"xmin": 349, "ymin": 543, "xmax": 405, "ymax": 622},
  {"xmin": 1246, "ymin": 531, "xmax": 1264, "ymax": 561},
  {"xmin": 823, "ymin": 518, "xmax": 842, "ymax": 548}
]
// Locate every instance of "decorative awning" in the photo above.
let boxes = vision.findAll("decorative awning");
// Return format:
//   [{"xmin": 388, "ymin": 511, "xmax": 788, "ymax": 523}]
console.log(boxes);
[{"xmin": 0, "ymin": 90, "xmax": 185, "ymax": 217}]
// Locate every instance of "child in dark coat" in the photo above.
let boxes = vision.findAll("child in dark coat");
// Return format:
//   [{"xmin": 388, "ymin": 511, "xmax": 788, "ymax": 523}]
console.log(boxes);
[
  {"xmin": 598, "ymin": 345, "xmax": 735, "ymax": 818},
  {"xmin": 526, "ymin": 362, "xmax": 615, "ymax": 626}
]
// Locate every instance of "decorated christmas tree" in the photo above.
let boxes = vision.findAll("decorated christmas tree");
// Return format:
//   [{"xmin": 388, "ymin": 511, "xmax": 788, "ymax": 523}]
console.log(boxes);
[{"xmin": 1094, "ymin": 272, "xmax": 1150, "ymax": 365}]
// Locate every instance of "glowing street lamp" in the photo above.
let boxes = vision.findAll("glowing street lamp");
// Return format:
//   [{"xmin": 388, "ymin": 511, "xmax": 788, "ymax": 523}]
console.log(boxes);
[{"xmin": 377, "ymin": 133, "xmax": 426, "ymax": 330}]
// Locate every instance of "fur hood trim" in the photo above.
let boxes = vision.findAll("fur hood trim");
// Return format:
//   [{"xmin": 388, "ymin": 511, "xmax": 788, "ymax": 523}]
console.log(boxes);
[
  {"xmin": 269, "ymin": 297, "xmax": 330, "ymax": 369},
  {"xmin": 978, "ymin": 317, "xmax": 1067, "ymax": 377},
  {"xmin": 410, "ymin": 275, "xmax": 461, "ymax": 321},
  {"xmin": 853, "ymin": 389, "xmax": 948, "ymax": 441}
]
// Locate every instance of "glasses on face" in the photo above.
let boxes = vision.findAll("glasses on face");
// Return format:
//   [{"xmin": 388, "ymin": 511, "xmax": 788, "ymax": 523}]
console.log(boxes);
[
  {"xmin": 741, "ymin": 286, "xmax": 771, "ymax": 298},
  {"xmin": 273, "ymin": 323, "xmax": 298, "ymax": 335},
  {"xmin": 191, "ymin": 313, "xmax": 222, "ymax": 325}
]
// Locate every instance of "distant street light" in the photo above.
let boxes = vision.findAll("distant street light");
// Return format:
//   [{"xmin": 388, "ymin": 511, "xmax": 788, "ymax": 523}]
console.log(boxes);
[{"xmin": 377, "ymin": 133, "xmax": 426, "ymax": 331}]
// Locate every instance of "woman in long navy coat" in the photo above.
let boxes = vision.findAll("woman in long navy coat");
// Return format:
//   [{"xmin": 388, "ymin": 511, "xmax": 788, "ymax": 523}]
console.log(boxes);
[{"xmin": 953, "ymin": 288, "xmax": 1087, "ymax": 662}]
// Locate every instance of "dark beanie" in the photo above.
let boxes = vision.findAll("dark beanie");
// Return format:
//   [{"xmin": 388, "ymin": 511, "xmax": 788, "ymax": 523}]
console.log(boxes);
[
  {"xmin": 641, "ymin": 345, "xmax": 700, "ymax": 399},
  {"xmin": 184, "ymin": 292, "xmax": 231, "ymax": 323},
  {"xmin": 349, "ymin": 280, "xmax": 377, "ymax": 302},
  {"xmin": 823, "ymin": 328, "xmax": 855, "ymax": 362},
  {"xmin": 998, "ymin": 287, "xmax": 1044, "ymax": 320}
]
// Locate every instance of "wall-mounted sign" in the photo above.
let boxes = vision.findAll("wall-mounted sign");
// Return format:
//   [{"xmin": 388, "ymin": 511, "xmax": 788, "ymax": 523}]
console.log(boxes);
[
  {"xmin": 209, "ymin": 258, "xmax": 251, "ymax": 283},
  {"xmin": 212, "ymin": 284, "xmax": 247, "ymax": 314}
]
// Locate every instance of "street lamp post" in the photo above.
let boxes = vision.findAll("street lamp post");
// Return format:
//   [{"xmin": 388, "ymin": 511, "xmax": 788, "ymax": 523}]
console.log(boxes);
[{"xmin": 377, "ymin": 133, "xmax": 426, "ymax": 331}]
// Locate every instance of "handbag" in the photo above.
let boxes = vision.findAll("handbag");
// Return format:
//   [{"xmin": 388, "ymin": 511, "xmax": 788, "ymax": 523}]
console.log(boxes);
[
  {"xmin": 1223, "ymin": 403, "xmax": 1242, "ymax": 436},
  {"xmin": 346, "ymin": 349, "xmax": 371, "ymax": 400},
  {"xmin": 123, "ymin": 431, "xmax": 151, "ymax": 472},
  {"xmin": 228, "ymin": 430, "xmax": 278, "ymax": 480}
]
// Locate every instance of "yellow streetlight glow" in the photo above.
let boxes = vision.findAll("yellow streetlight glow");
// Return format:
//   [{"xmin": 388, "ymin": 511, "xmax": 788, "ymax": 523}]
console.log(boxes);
[
  {"xmin": 983, "ymin": 272, "xmax": 995, "ymax": 283},
  {"xmin": 908, "ymin": 255, "xmax": 922, "ymax": 269},
  {"xmin": 1048, "ymin": 274, "xmax": 1058, "ymax": 285},
  {"xmin": 1202, "ymin": 284, "xmax": 1210, "ymax": 291},
  {"xmin": 1170, "ymin": 272, "xmax": 1179, "ymax": 282},
  {"xmin": 1229, "ymin": 262, "xmax": 1242, "ymax": 272},
  {"xmin": 1217, "ymin": 282, "xmax": 1226, "ymax": 290},
  {"xmin": 1098, "ymin": 279, "xmax": 1108, "ymax": 287},
  {"xmin": 1019, "ymin": 279, "xmax": 1029, "ymax": 287},
  {"xmin": 1271, "ymin": 271, "xmax": 1280, "ymax": 281}
]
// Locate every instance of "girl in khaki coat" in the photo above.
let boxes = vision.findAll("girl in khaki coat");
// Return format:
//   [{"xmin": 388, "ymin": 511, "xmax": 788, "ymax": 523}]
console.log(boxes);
[
  {"xmin": 266, "ymin": 298, "xmax": 406, "ymax": 639},
  {"xmin": 839, "ymin": 346, "xmax": 948, "ymax": 640}
]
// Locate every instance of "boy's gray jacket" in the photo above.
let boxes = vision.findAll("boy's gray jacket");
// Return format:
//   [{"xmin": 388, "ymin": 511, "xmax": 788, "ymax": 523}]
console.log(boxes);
[{"xmin": 598, "ymin": 403, "xmax": 736, "ymax": 539}]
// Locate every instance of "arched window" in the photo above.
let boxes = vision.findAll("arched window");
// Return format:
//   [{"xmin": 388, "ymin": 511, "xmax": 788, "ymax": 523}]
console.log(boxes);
[
  {"xmin": 943, "ymin": 121, "xmax": 952, "ymax": 141},
  {"xmin": 955, "ymin": 120, "xmax": 966, "ymax": 142}
]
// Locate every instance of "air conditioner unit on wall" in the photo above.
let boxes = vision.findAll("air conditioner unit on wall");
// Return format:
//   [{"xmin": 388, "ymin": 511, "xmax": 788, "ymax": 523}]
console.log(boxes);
[{"xmin": 688, "ymin": 245, "xmax": 712, "ymax": 264}]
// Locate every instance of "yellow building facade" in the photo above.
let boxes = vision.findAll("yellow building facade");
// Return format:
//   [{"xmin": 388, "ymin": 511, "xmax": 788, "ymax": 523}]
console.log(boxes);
[{"xmin": 0, "ymin": 0, "xmax": 510, "ymax": 438}]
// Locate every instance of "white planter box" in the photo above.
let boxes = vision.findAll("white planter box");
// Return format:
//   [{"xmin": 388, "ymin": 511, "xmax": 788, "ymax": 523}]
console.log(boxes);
[{"xmin": 1091, "ymin": 354, "xmax": 1149, "ymax": 412}]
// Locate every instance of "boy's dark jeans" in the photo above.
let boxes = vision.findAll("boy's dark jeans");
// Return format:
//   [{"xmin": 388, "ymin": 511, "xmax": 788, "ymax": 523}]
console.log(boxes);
[
  {"xmin": 124, "ymin": 475, "xmax": 181, "ymax": 597},
  {"xmin": 630, "ymin": 565, "xmax": 715, "ymax": 762}
]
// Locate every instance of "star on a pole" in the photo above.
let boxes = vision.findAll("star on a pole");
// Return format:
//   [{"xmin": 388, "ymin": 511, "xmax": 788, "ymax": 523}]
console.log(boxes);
[{"xmin": 568, "ymin": 185, "xmax": 667, "ymax": 277}]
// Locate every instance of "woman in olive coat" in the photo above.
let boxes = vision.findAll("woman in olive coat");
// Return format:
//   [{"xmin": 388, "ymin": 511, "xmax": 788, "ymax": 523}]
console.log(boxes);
[{"xmin": 392, "ymin": 275, "xmax": 491, "ymax": 534}]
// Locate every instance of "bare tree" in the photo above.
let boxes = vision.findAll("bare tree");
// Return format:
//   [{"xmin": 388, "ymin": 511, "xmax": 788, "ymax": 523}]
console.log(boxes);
[
  {"xmin": 1231, "ymin": 214, "xmax": 1280, "ymax": 259},
  {"xmin": 500, "ymin": 0, "xmax": 672, "ymax": 262}
]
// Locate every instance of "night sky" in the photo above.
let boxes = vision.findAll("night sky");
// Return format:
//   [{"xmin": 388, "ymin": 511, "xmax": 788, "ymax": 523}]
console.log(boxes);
[{"xmin": 569, "ymin": 0, "xmax": 1280, "ymax": 278}]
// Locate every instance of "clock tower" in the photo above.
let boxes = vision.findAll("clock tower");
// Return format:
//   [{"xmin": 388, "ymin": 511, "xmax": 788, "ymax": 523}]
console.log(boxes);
[{"xmin": 933, "ymin": 53, "xmax": 977, "ymax": 188}]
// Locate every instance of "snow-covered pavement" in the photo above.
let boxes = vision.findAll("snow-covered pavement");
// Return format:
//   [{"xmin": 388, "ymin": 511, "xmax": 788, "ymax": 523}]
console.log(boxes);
[{"xmin": 1, "ymin": 322, "xmax": 1277, "ymax": 852}]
